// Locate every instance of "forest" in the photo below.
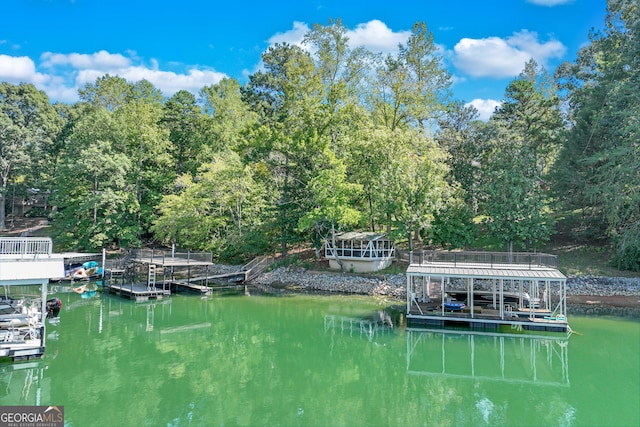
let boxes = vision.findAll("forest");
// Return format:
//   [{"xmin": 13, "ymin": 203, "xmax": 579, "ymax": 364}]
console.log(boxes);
[{"xmin": 0, "ymin": 0, "xmax": 638, "ymax": 271}]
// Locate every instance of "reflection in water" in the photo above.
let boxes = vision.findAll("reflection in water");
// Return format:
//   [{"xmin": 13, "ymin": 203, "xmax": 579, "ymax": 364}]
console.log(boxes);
[
  {"xmin": 323, "ymin": 310, "xmax": 394, "ymax": 342},
  {"xmin": 2, "ymin": 293, "xmax": 634, "ymax": 426},
  {"xmin": 0, "ymin": 360, "xmax": 49, "ymax": 405},
  {"xmin": 406, "ymin": 328, "xmax": 570, "ymax": 386},
  {"xmin": 407, "ymin": 328, "xmax": 575, "ymax": 425}
]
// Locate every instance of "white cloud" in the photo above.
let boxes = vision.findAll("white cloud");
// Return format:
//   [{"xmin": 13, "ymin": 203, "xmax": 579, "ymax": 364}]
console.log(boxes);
[
  {"xmin": 346, "ymin": 20, "xmax": 410, "ymax": 54},
  {"xmin": 0, "ymin": 54, "xmax": 52, "ymax": 85},
  {"xmin": 116, "ymin": 67, "xmax": 226, "ymax": 95},
  {"xmin": 0, "ymin": 55, "xmax": 36, "ymax": 81},
  {"xmin": 268, "ymin": 21, "xmax": 310, "ymax": 47},
  {"xmin": 0, "ymin": 51, "xmax": 227, "ymax": 103},
  {"xmin": 453, "ymin": 30, "xmax": 566, "ymax": 78},
  {"xmin": 526, "ymin": 0, "xmax": 573, "ymax": 6},
  {"xmin": 266, "ymin": 19, "xmax": 412, "ymax": 57},
  {"xmin": 41, "ymin": 50, "xmax": 131, "ymax": 70},
  {"xmin": 466, "ymin": 98, "xmax": 501, "ymax": 121}
]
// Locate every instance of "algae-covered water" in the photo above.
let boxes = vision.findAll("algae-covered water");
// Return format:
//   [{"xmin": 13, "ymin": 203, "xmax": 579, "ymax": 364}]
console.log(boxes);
[{"xmin": 0, "ymin": 291, "xmax": 638, "ymax": 427}]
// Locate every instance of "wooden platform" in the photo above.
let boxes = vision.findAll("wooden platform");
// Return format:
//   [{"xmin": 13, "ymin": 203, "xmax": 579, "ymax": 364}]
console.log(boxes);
[{"xmin": 102, "ymin": 282, "xmax": 170, "ymax": 302}]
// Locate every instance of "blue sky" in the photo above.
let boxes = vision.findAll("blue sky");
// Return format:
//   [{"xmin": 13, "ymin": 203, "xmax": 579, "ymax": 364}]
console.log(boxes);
[{"xmin": 1, "ymin": 0, "xmax": 607, "ymax": 120}]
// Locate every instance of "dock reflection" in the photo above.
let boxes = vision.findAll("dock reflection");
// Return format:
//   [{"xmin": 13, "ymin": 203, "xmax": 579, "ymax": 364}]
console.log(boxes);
[
  {"xmin": 0, "ymin": 360, "xmax": 49, "ymax": 405},
  {"xmin": 406, "ymin": 328, "xmax": 570, "ymax": 387}
]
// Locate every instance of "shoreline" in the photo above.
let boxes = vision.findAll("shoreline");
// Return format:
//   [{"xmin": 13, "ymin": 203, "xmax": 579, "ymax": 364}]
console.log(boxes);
[{"xmin": 249, "ymin": 266, "xmax": 640, "ymax": 309}]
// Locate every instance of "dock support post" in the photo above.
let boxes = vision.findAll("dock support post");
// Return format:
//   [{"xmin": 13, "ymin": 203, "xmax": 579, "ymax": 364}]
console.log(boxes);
[{"xmin": 499, "ymin": 279, "xmax": 504, "ymax": 319}]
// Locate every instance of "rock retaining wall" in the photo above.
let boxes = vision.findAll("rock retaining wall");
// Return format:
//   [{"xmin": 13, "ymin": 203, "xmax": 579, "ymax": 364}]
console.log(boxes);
[
  {"xmin": 566, "ymin": 276, "xmax": 640, "ymax": 296},
  {"xmin": 250, "ymin": 266, "xmax": 640, "ymax": 300}
]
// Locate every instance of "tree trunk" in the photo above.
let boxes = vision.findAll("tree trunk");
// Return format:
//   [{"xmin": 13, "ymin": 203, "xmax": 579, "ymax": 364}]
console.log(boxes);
[
  {"xmin": 0, "ymin": 191, "xmax": 5, "ymax": 230},
  {"xmin": 331, "ymin": 221, "xmax": 345, "ymax": 272},
  {"xmin": 280, "ymin": 154, "xmax": 290, "ymax": 256},
  {"xmin": 368, "ymin": 193, "xmax": 375, "ymax": 232}
]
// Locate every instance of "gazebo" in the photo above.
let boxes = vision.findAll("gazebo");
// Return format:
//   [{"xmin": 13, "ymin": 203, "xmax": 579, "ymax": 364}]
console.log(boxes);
[{"xmin": 324, "ymin": 232, "xmax": 395, "ymax": 273}]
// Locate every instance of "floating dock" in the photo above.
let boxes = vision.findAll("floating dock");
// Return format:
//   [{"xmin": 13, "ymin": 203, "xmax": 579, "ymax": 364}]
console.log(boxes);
[
  {"xmin": 405, "ymin": 251, "xmax": 569, "ymax": 334},
  {"xmin": 102, "ymin": 250, "xmax": 273, "ymax": 301}
]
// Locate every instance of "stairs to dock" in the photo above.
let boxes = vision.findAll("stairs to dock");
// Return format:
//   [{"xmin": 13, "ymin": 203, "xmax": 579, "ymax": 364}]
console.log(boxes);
[{"xmin": 241, "ymin": 255, "xmax": 276, "ymax": 283}]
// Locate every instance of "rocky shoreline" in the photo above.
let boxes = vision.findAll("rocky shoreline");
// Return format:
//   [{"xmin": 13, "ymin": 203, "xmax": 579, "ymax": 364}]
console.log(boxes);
[{"xmin": 246, "ymin": 266, "xmax": 640, "ymax": 309}]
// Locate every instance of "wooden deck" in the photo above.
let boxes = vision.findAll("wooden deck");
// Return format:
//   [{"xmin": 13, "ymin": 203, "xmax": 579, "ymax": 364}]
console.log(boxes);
[{"xmin": 102, "ymin": 282, "xmax": 170, "ymax": 302}]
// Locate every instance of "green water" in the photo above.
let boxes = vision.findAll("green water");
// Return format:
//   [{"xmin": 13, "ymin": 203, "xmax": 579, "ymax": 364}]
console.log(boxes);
[{"xmin": 0, "ymin": 291, "xmax": 638, "ymax": 427}]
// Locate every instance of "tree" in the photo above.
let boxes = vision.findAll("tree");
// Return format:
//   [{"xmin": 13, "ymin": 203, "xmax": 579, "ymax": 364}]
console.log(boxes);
[
  {"xmin": 554, "ymin": 0, "xmax": 640, "ymax": 269},
  {"xmin": 243, "ymin": 43, "xmax": 327, "ymax": 255},
  {"xmin": 381, "ymin": 128, "xmax": 450, "ymax": 250},
  {"xmin": 161, "ymin": 90, "xmax": 206, "ymax": 177},
  {"xmin": 298, "ymin": 150, "xmax": 362, "ymax": 264},
  {"xmin": 152, "ymin": 151, "xmax": 265, "ymax": 260},
  {"xmin": 78, "ymin": 75, "xmax": 133, "ymax": 111},
  {"xmin": 0, "ymin": 83, "xmax": 61, "ymax": 230},
  {"xmin": 480, "ymin": 126, "xmax": 552, "ymax": 253},
  {"xmin": 52, "ymin": 108, "xmax": 136, "ymax": 250},
  {"xmin": 436, "ymin": 101, "xmax": 483, "ymax": 211},
  {"xmin": 478, "ymin": 60, "xmax": 563, "ymax": 253},
  {"xmin": 116, "ymin": 82, "xmax": 173, "ymax": 239},
  {"xmin": 52, "ymin": 77, "xmax": 171, "ymax": 249},
  {"xmin": 200, "ymin": 77, "xmax": 258, "ymax": 156},
  {"xmin": 369, "ymin": 22, "xmax": 451, "ymax": 132}
]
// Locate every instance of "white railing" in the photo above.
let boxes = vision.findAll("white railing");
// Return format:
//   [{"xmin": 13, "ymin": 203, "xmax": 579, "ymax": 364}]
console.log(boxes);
[
  {"xmin": 410, "ymin": 250, "xmax": 558, "ymax": 269},
  {"xmin": 324, "ymin": 239, "xmax": 395, "ymax": 260},
  {"xmin": 0, "ymin": 237, "xmax": 53, "ymax": 257}
]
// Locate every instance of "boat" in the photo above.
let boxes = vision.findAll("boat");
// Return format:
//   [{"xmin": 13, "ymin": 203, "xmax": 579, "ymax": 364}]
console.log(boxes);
[
  {"xmin": 0, "ymin": 297, "xmax": 60, "ymax": 329},
  {"xmin": 50, "ymin": 258, "xmax": 103, "ymax": 283},
  {"xmin": 446, "ymin": 290, "xmax": 532, "ymax": 306},
  {"xmin": 442, "ymin": 301, "xmax": 466, "ymax": 312}
]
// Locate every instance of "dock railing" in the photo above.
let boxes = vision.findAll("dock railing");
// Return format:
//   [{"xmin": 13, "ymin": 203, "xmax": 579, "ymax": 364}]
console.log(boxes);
[
  {"xmin": 131, "ymin": 248, "xmax": 213, "ymax": 264},
  {"xmin": 410, "ymin": 250, "xmax": 558, "ymax": 269},
  {"xmin": 242, "ymin": 255, "xmax": 276, "ymax": 282},
  {"xmin": 0, "ymin": 237, "xmax": 53, "ymax": 258}
]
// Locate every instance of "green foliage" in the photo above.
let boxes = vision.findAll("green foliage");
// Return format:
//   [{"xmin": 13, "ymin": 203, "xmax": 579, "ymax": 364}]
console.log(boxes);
[
  {"xmin": 380, "ymin": 128, "xmax": 450, "ymax": 250},
  {"xmin": 0, "ymin": 82, "xmax": 61, "ymax": 230},
  {"xmin": 428, "ymin": 194, "xmax": 477, "ymax": 249},
  {"xmin": 298, "ymin": 149, "xmax": 363, "ymax": 239},
  {"xmin": 612, "ymin": 226, "xmax": 640, "ymax": 272},
  {"xmin": 477, "ymin": 61, "xmax": 561, "ymax": 251},
  {"xmin": 51, "ymin": 110, "xmax": 140, "ymax": 250},
  {"xmin": 151, "ymin": 150, "xmax": 266, "ymax": 257},
  {"xmin": 7, "ymin": 14, "xmax": 638, "ymax": 269},
  {"xmin": 553, "ymin": 0, "xmax": 640, "ymax": 270},
  {"xmin": 219, "ymin": 229, "xmax": 274, "ymax": 264}
]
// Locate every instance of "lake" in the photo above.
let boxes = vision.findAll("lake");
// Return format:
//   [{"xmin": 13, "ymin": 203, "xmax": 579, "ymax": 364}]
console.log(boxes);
[{"xmin": 0, "ymin": 290, "xmax": 638, "ymax": 427}]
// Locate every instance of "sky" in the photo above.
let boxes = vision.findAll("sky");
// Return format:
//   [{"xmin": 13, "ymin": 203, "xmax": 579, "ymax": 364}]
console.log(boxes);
[{"xmin": 0, "ymin": 0, "xmax": 608, "ymax": 120}]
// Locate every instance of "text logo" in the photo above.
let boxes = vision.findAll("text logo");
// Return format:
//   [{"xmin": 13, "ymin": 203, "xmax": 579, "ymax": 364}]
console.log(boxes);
[{"xmin": 0, "ymin": 406, "xmax": 64, "ymax": 427}]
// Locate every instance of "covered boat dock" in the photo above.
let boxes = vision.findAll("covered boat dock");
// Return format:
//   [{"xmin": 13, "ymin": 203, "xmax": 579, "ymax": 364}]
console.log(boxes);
[
  {"xmin": 406, "ymin": 251, "xmax": 569, "ymax": 333},
  {"xmin": 0, "ymin": 237, "xmax": 64, "ymax": 360}
]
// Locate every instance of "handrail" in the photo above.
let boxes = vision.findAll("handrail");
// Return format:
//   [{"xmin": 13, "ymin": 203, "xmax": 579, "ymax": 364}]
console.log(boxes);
[
  {"xmin": 0, "ymin": 237, "xmax": 53, "ymax": 256},
  {"xmin": 412, "ymin": 250, "xmax": 558, "ymax": 269}
]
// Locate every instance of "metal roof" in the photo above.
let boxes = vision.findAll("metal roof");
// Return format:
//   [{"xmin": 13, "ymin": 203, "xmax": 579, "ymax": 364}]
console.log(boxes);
[
  {"xmin": 406, "ymin": 263, "xmax": 566, "ymax": 281},
  {"xmin": 335, "ymin": 232, "xmax": 389, "ymax": 241}
]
